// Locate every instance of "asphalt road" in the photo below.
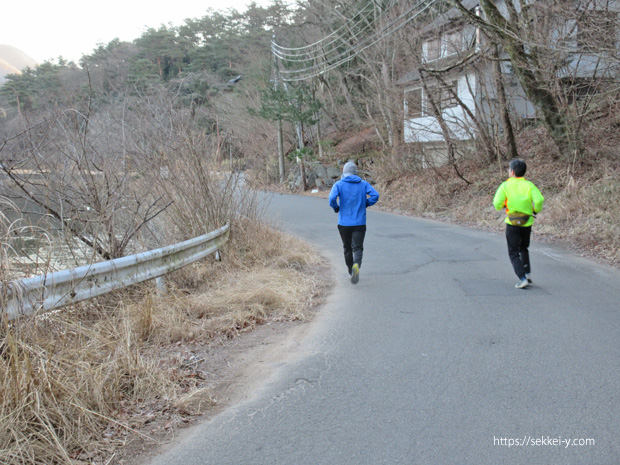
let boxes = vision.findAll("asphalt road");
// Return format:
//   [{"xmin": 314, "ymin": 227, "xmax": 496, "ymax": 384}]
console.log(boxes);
[{"xmin": 147, "ymin": 192, "xmax": 620, "ymax": 465}]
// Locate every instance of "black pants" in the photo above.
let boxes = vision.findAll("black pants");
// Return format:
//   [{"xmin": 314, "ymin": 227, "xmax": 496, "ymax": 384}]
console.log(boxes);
[
  {"xmin": 338, "ymin": 224, "xmax": 366, "ymax": 273},
  {"xmin": 506, "ymin": 224, "xmax": 531, "ymax": 279}
]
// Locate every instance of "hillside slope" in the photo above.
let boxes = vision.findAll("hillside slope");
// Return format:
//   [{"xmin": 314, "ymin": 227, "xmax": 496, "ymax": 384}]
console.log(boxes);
[
  {"xmin": 0, "ymin": 44, "xmax": 38, "ymax": 84},
  {"xmin": 372, "ymin": 124, "xmax": 620, "ymax": 267}
]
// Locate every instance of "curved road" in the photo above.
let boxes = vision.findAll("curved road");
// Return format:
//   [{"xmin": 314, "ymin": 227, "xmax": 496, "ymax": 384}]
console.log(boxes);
[{"xmin": 147, "ymin": 192, "xmax": 620, "ymax": 464}]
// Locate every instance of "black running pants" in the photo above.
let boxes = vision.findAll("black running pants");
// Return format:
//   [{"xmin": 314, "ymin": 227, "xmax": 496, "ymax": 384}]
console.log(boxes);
[
  {"xmin": 505, "ymin": 224, "xmax": 531, "ymax": 279},
  {"xmin": 338, "ymin": 224, "xmax": 366, "ymax": 272}
]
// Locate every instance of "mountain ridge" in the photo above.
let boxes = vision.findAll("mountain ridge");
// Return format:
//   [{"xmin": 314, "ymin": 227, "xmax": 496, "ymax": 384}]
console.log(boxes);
[{"xmin": 0, "ymin": 44, "xmax": 38, "ymax": 85}]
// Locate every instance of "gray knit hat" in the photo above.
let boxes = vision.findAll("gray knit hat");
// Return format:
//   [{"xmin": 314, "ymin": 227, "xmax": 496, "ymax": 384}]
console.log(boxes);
[{"xmin": 342, "ymin": 161, "xmax": 358, "ymax": 176}]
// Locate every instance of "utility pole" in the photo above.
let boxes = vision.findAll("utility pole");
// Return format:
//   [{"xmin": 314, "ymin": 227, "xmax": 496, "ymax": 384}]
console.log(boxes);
[
  {"xmin": 272, "ymin": 35, "xmax": 285, "ymax": 184},
  {"xmin": 313, "ymin": 82, "xmax": 323, "ymax": 159}
]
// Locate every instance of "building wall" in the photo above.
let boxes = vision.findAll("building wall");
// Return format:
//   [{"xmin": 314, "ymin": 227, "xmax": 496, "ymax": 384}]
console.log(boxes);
[
  {"xmin": 402, "ymin": 0, "xmax": 620, "ymax": 152},
  {"xmin": 404, "ymin": 73, "xmax": 477, "ymax": 143}
]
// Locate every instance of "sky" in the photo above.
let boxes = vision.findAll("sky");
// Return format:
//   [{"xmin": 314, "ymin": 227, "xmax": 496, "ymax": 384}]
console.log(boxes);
[{"xmin": 1, "ymin": 0, "xmax": 269, "ymax": 64}]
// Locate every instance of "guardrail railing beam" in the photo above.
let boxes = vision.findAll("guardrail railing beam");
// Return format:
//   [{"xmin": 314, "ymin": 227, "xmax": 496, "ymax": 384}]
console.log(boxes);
[{"xmin": 3, "ymin": 224, "xmax": 229, "ymax": 321}]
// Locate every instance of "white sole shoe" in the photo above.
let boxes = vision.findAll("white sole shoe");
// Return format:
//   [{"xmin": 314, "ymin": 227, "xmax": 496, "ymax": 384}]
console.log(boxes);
[{"xmin": 515, "ymin": 279, "xmax": 529, "ymax": 289}]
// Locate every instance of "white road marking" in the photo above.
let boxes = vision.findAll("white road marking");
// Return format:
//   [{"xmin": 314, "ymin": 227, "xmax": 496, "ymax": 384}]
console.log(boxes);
[{"xmin": 540, "ymin": 250, "xmax": 563, "ymax": 261}]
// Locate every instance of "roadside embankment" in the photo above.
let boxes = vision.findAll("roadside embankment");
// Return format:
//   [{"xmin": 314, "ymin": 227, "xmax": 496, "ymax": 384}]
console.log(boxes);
[{"xmin": 0, "ymin": 218, "xmax": 331, "ymax": 465}]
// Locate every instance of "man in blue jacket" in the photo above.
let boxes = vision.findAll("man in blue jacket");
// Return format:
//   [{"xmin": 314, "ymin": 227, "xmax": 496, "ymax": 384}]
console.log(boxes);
[{"xmin": 329, "ymin": 161, "xmax": 380, "ymax": 284}]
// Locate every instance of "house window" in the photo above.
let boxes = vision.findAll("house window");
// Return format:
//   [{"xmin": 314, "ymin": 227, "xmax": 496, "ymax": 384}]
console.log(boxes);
[
  {"xmin": 424, "ymin": 81, "xmax": 459, "ymax": 115},
  {"xmin": 425, "ymin": 37, "xmax": 441, "ymax": 61},
  {"xmin": 406, "ymin": 82, "xmax": 459, "ymax": 118},
  {"xmin": 425, "ymin": 86, "xmax": 442, "ymax": 114},
  {"xmin": 405, "ymin": 88, "xmax": 423, "ymax": 117},
  {"xmin": 424, "ymin": 27, "xmax": 468, "ymax": 61},
  {"xmin": 445, "ymin": 29, "xmax": 463, "ymax": 56},
  {"xmin": 577, "ymin": 10, "xmax": 616, "ymax": 51},
  {"xmin": 441, "ymin": 80, "xmax": 459, "ymax": 108}
]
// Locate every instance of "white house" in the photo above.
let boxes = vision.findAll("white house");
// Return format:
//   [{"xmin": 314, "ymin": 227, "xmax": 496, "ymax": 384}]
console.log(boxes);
[{"xmin": 400, "ymin": 0, "xmax": 619, "ymax": 152}]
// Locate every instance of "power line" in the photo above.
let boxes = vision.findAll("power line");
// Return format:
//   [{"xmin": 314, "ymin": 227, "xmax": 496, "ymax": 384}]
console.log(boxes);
[
  {"xmin": 273, "ymin": 0, "xmax": 439, "ymax": 82},
  {"xmin": 272, "ymin": 0, "xmax": 438, "ymax": 81},
  {"xmin": 272, "ymin": 0, "xmax": 396, "ymax": 62},
  {"xmin": 272, "ymin": 0, "xmax": 377, "ymax": 55},
  {"xmin": 271, "ymin": 7, "xmax": 389, "ymax": 64}
]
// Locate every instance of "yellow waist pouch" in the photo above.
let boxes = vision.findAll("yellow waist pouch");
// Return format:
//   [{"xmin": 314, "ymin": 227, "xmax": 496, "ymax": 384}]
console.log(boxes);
[{"xmin": 507, "ymin": 212, "xmax": 530, "ymax": 226}]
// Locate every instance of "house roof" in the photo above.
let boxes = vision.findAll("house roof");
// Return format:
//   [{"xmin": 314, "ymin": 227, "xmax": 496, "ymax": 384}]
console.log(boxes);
[{"xmin": 419, "ymin": 0, "xmax": 479, "ymax": 36}]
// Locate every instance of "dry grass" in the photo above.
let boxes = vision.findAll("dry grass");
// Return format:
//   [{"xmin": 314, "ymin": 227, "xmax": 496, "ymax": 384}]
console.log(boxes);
[
  {"xmin": 0, "ymin": 212, "xmax": 329, "ymax": 465},
  {"xmin": 375, "ymin": 118, "xmax": 620, "ymax": 266},
  {"xmin": 537, "ymin": 169, "xmax": 620, "ymax": 263},
  {"xmin": 125, "ymin": 221, "xmax": 326, "ymax": 345},
  {"xmin": 0, "ymin": 307, "xmax": 177, "ymax": 464}
]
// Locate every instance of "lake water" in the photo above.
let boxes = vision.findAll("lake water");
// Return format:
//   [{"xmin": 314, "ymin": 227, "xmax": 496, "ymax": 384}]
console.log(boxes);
[{"xmin": 1, "ymin": 195, "xmax": 95, "ymax": 279}]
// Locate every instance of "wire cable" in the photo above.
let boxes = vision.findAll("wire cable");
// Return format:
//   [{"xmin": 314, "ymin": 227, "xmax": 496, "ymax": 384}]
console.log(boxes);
[
  {"xmin": 272, "ymin": 2, "xmax": 390, "ymax": 63},
  {"xmin": 272, "ymin": 0, "xmax": 433, "ymax": 68},
  {"xmin": 274, "ymin": 0, "xmax": 438, "ymax": 82},
  {"xmin": 272, "ymin": 0, "xmax": 377, "ymax": 53}
]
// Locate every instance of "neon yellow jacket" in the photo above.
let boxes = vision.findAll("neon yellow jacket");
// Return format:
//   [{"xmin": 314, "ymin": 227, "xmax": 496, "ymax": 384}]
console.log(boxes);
[{"xmin": 493, "ymin": 177, "xmax": 544, "ymax": 227}]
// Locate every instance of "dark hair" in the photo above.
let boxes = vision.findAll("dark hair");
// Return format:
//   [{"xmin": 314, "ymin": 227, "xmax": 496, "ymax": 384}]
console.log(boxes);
[{"xmin": 509, "ymin": 158, "xmax": 527, "ymax": 177}]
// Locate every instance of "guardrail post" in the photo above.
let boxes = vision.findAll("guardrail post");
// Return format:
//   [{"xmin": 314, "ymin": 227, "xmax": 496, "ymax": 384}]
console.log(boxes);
[{"xmin": 155, "ymin": 276, "xmax": 167, "ymax": 296}]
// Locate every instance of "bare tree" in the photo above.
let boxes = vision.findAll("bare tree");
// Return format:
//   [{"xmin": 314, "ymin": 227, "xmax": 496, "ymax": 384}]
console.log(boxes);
[
  {"xmin": 450, "ymin": 0, "xmax": 620, "ymax": 160},
  {"xmin": 0, "ymin": 92, "xmax": 171, "ymax": 262},
  {"xmin": 122, "ymin": 86, "xmax": 261, "ymax": 240}
]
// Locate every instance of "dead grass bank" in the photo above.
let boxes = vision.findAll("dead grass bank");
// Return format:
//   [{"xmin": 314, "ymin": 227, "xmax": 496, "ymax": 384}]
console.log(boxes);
[
  {"xmin": 375, "ymin": 137, "xmax": 620, "ymax": 267},
  {"xmin": 0, "ymin": 219, "xmax": 330, "ymax": 465}
]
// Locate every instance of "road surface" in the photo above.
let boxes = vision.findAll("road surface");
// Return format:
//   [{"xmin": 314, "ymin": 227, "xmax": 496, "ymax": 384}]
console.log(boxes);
[{"xmin": 146, "ymin": 192, "xmax": 620, "ymax": 464}]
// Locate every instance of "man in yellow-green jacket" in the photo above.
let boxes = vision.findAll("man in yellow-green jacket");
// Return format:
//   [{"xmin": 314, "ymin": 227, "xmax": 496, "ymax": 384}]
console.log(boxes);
[{"xmin": 493, "ymin": 159, "xmax": 544, "ymax": 289}]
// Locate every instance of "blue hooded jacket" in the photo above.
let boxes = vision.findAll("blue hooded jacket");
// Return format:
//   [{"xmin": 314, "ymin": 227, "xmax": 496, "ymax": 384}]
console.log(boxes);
[{"xmin": 329, "ymin": 175, "xmax": 379, "ymax": 226}]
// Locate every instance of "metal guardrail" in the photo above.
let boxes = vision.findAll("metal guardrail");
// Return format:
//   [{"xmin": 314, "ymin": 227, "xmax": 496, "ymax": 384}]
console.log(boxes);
[{"xmin": 3, "ymin": 224, "xmax": 229, "ymax": 321}]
